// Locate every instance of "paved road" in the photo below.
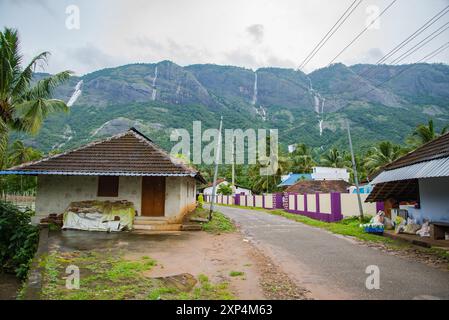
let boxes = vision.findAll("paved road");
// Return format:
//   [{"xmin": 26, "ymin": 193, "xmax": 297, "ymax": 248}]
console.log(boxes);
[{"xmin": 218, "ymin": 205, "xmax": 449, "ymax": 300}]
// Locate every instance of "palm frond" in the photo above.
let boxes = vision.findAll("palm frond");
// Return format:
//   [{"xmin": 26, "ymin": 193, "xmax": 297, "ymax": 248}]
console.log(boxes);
[
  {"xmin": 11, "ymin": 51, "xmax": 50, "ymax": 101},
  {"xmin": 22, "ymin": 70, "xmax": 72, "ymax": 101},
  {"xmin": 14, "ymin": 99, "xmax": 68, "ymax": 134}
]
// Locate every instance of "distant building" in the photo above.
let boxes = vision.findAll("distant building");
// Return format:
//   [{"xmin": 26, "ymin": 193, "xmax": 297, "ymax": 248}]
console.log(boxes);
[
  {"xmin": 201, "ymin": 179, "xmax": 252, "ymax": 196},
  {"xmin": 278, "ymin": 173, "xmax": 313, "ymax": 188},
  {"xmin": 312, "ymin": 167, "xmax": 350, "ymax": 182}
]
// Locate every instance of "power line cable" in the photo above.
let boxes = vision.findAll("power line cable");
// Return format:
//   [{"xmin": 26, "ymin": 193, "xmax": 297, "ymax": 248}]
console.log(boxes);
[
  {"xmin": 298, "ymin": 0, "xmax": 363, "ymax": 71},
  {"xmin": 376, "ymin": 5, "xmax": 449, "ymax": 65},
  {"xmin": 390, "ymin": 21, "xmax": 449, "ymax": 64},
  {"xmin": 327, "ymin": 0, "xmax": 399, "ymax": 66},
  {"xmin": 358, "ymin": 4, "xmax": 449, "ymax": 78}
]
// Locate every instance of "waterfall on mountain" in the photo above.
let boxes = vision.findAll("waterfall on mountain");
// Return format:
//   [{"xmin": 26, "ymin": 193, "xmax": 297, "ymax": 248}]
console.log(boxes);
[
  {"xmin": 151, "ymin": 66, "xmax": 158, "ymax": 101},
  {"xmin": 251, "ymin": 72, "xmax": 258, "ymax": 105},
  {"xmin": 67, "ymin": 80, "xmax": 83, "ymax": 107}
]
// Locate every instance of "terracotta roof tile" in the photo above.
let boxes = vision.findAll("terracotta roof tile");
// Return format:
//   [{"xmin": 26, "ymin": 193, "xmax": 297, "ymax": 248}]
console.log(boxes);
[
  {"xmin": 5, "ymin": 128, "xmax": 204, "ymax": 181},
  {"xmin": 285, "ymin": 180, "xmax": 350, "ymax": 194}
]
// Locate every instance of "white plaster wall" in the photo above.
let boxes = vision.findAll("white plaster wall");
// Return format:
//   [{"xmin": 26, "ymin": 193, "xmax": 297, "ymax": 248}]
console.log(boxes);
[
  {"xmin": 255, "ymin": 196, "xmax": 263, "ymax": 207},
  {"xmin": 247, "ymin": 196, "xmax": 254, "ymax": 207},
  {"xmin": 341, "ymin": 194, "xmax": 377, "ymax": 217},
  {"xmin": 35, "ymin": 175, "xmax": 142, "ymax": 223},
  {"xmin": 416, "ymin": 177, "xmax": 449, "ymax": 223},
  {"xmin": 307, "ymin": 194, "xmax": 316, "ymax": 212},
  {"xmin": 35, "ymin": 175, "xmax": 197, "ymax": 223},
  {"xmin": 289, "ymin": 194, "xmax": 295, "ymax": 210},
  {"xmin": 297, "ymin": 195, "xmax": 304, "ymax": 211},
  {"xmin": 264, "ymin": 195, "xmax": 273, "ymax": 209},
  {"xmin": 165, "ymin": 176, "xmax": 197, "ymax": 218},
  {"xmin": 319, "ymin": 194, "xmax": 332, "ymax": 214}
]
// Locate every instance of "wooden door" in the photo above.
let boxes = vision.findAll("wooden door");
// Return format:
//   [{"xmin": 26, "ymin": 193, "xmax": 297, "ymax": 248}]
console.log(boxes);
[{"xmin": 141, "ymin": 177, "xmax": 166, "ymax": 216}]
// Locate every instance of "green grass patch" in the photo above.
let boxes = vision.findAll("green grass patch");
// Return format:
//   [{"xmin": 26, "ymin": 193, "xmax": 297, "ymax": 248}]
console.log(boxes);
[
  {"xmin": 39, "ymin": 250, "xmax": 158, "ymax": 300},
  {"xmin": 268, "ymin": 210, "xmax": 392, "ymax": 243},
  {"xmin": 37, "ymin": 249, "xmax": 235, "ymax": 300},
  {"xmin": 201, "ymin": 211, "xmax": 236, "ymax": 234},
  {"xmin": 229, "ymin": 271, "xmax": 245, "ymax": 277}
]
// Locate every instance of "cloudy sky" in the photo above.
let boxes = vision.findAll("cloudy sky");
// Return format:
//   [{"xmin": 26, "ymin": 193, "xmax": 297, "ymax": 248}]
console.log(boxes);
[{"xmin": 1, "ymin": 0, "xmax": 449, "ymax": 75}]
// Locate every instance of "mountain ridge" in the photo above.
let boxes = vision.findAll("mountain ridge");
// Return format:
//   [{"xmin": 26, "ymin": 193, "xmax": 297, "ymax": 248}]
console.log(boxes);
[{"xmin": 25, "ymin": 61, "xmax": 449, "ymax": 154}]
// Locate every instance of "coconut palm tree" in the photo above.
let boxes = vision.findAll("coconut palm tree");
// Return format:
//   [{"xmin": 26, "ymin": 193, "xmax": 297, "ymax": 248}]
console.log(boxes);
[
  {"xmin": 289, "ymin": 143, "xmax": 315, "ymax": 173},
  {"xmin": 0, "ymin": 27, "xmax": 71, "ymax": 162},
  {"xmin": 320, "ymin": 147, "xmax": 344, "ymax": 168},
  {"xmin": 8, "ymin": 140, "xmax": 41, "ymax": 166},
  {"xmin": 364, "ymin": 141, "xmax": 404, "ymax": 175},
  {"xmin": 407, "ymin": 119, "xmax": 449, "ymax": 148}
]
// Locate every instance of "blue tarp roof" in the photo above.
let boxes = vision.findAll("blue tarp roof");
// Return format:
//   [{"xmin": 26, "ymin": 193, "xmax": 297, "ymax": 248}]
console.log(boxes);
[{"xmin": 278, "ymin": 173, "xmax": 312, "ymax": 187}]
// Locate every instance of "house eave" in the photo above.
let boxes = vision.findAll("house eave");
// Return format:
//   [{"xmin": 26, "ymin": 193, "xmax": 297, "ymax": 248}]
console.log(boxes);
[
  {"xmin": 0, "ymin": 170, "xmax": 197, "ymax": 177},
  {"xmin": 371, "ymin": 157, "xmax": 449, "ymax": 184}
]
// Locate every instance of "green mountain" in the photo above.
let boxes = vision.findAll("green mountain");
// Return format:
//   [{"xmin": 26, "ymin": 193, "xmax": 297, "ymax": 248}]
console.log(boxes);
[{"xmin": 21, "ymin": 61, "xmax": 449, "ymax": 154}]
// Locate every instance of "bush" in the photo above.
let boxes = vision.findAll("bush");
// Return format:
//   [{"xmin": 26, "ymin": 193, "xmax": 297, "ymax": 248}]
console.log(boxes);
[
  {"xmin": 217, "ymin": 184, "xmax": 233, "ymax": 195},
  {"xmin": 0, "ymin": 201, "xmax": 39, "ymax": 279},
  {"xmin": 197, "ymin": 194, "xmax": 204, "ymax": 209}
]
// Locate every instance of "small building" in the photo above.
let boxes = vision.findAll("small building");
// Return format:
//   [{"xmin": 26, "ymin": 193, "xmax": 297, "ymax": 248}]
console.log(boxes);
[
  {"xmin": 201, "ymin": 179, "xmax": 252, "ymax": 196},
  {"xmin": 367, "ymin": 132, "xmax": 449, "ymax": 225},
  {"xmin": 0, "ymin": 128, "xmax": 205, "ymax": 225},
  {"xmin": 278, "ymin": 167, "xmax": 349, "ymax": 189}
]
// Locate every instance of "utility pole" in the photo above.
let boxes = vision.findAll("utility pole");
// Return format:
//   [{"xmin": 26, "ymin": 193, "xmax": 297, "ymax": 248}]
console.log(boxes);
[
  {"xmin": 346, "ymin": 119, "xmax": 364, "ymax": 221},
  {"xmin": 231, "ymin": 144, "xmax": 235, "ymax": 189},
  {"xmin": 209, "ymin": 116, "xmax": 223, "ymax": 221}
]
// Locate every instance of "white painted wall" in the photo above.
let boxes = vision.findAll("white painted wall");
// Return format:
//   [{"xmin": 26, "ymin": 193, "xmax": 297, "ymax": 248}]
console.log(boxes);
[
  {"xmin": 312, "ymin": 167, "xmax": 350, "ymax": 182},
  {"xmin": 289, "ymin": 194, "xmax": 295, "ymax": 210},
  {"xmin": 34, "ymin": 175, "xmax": 197, "ymax": 224},
  {"xmin": 265, "ymin": 195, "xmax": 273, "ymax": 209},
  {"xmin": 341, "ymin": 194, "xmax": 377, "ymax": 217},
  {"xmin": 414, "ymin": 177, "xmax": 449, "ymax": 223},
  {"xmin": 319, "ymin": 193, "xmax": 332, "ymax": 214},
  {"xmin": 255, "ymin": 195, "xmax": 263, "ymax": 207},
  {"xmin": 35, "ymin": 175, "xmax": 142, "ymax": 223},
  {"xmin": 297, "ymin": 195, "xmax": 305, "ymax": 211},
  {"xmin": 307, "ymin": 194, "xmax": 316, "ymax": 212}
]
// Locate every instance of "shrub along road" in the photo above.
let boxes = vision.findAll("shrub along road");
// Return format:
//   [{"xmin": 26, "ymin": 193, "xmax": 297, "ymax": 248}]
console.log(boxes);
[{"xmin": 218, "ymin": 205, "xmax": 449, "ymax": 300}]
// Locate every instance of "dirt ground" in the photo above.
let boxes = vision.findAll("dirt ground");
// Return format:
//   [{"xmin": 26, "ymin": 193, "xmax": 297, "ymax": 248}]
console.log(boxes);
[
  {"xmin": 47, "ymin": 229, "xmax": 308, "ymax": 300},
  {"xmin": 0, "ymin": 273, "xmax": 21, "ymax": 300}
]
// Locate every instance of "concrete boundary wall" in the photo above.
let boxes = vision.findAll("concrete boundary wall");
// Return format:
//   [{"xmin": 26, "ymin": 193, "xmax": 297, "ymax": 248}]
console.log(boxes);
[
  {"xmin": 204, "ymin": 193, "xmax": 284, "ymax": 210},
  {"xmin": 204, "ymin": 192, "xmax": 383, "ymax": 222}
]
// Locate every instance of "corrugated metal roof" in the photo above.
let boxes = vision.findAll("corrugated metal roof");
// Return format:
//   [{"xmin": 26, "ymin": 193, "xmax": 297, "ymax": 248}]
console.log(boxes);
[
  {"xmin": 372, "ymin": 157, "xmax": 449, "ymax": 184},
  {"xmin": 278, "ymin": 174, "xmax": 312, "ymax": 187}
]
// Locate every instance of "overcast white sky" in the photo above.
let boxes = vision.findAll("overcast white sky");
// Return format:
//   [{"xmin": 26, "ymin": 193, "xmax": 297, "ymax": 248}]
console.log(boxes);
[{"xmin": 1, "ymin": 0, "xmax": 449, "ymax": 75}]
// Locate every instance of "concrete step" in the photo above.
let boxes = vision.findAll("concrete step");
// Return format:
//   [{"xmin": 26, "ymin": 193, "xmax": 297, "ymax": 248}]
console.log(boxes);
[
  {"xmin": 135, "ymin": 216, "xmax": 169, "ymax": 221},
  {"xmin": 134, "ymin": 219, "xmax": 170, "ymax": 225},
  {"xmin": 181, "ymin": 224, "xmax": 202, "ymax": 231},
  {"xmin": 133, "ymin": 223, "xmax": 182, "ymax": 231}
]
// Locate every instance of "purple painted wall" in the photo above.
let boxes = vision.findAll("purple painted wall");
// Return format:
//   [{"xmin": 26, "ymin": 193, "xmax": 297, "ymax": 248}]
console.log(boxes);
[{"xmin": 284, "ymin": 192, "xmax": 343, "ymax": 222}]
